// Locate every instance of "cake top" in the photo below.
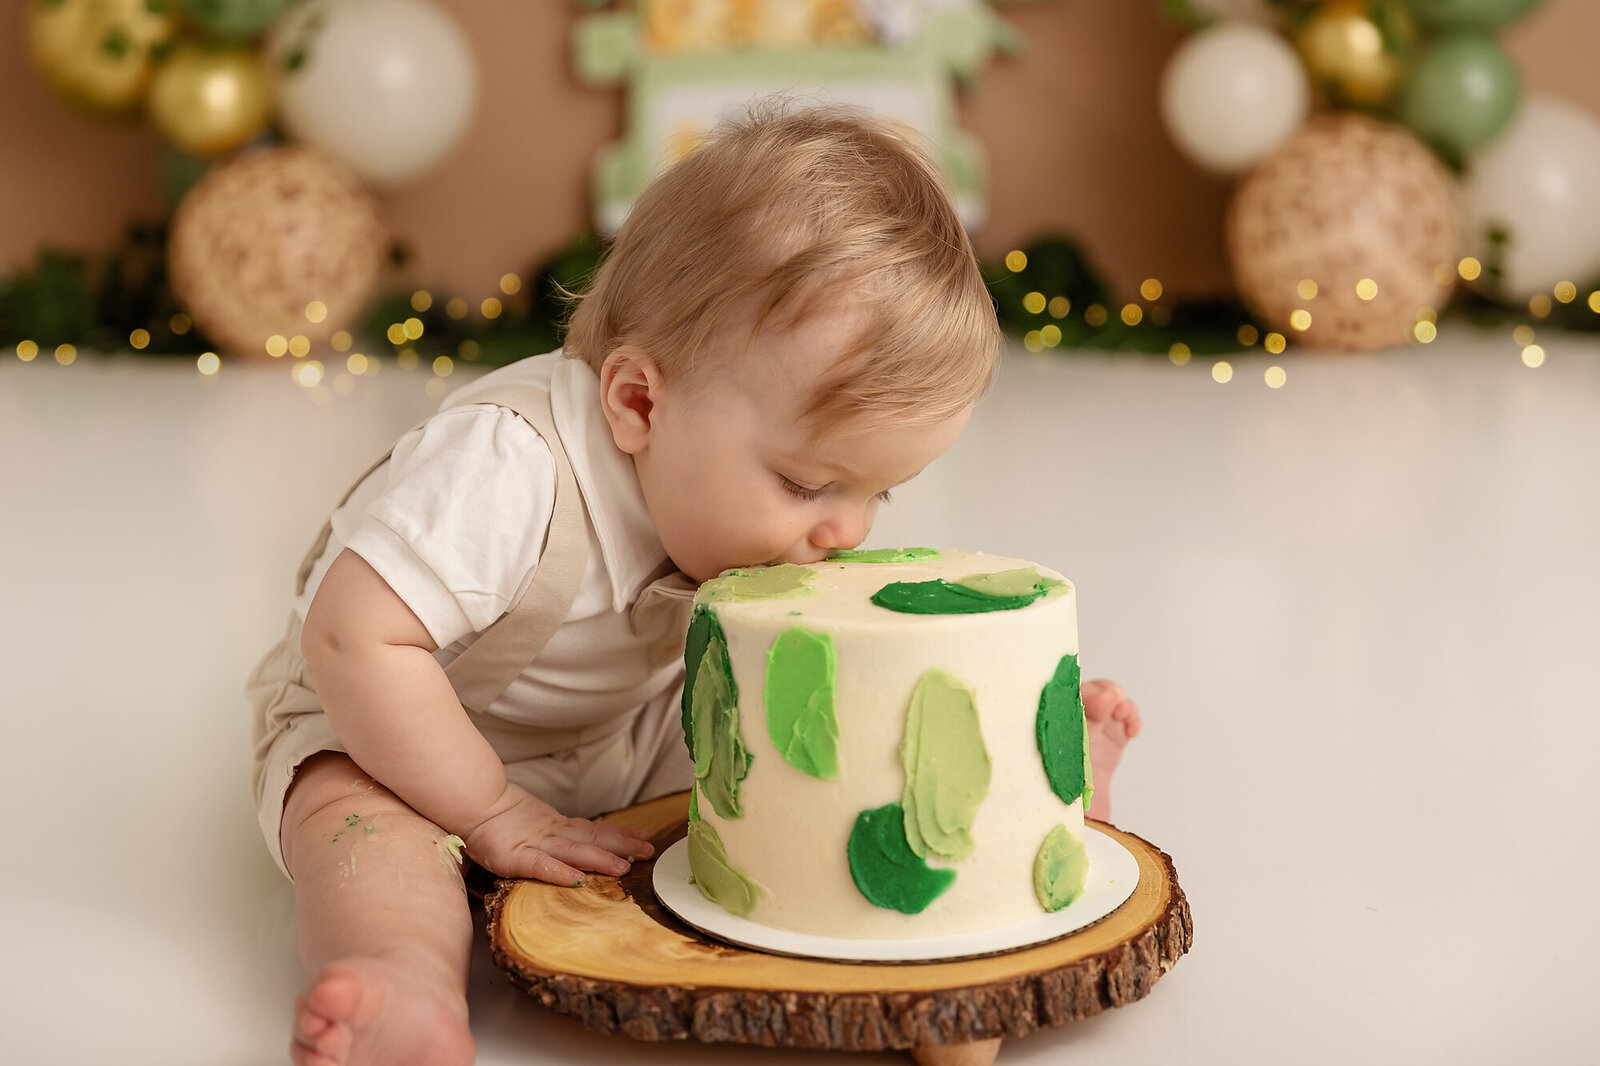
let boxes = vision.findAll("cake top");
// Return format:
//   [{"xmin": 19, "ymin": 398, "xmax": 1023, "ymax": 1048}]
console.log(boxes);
[{"xmin": 692, "ymin": 548, "xmax": 1071, "ymax": 627}]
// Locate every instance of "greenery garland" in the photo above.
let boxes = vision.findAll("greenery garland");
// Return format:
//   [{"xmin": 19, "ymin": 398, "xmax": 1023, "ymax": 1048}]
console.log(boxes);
[{"xmin": 2, "ymin": 222, "xmax": 1594, "ymax": 363}]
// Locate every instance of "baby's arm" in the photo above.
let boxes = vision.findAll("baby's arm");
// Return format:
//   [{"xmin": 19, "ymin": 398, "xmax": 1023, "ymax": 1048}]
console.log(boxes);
[{"xmin": 300, "ymin": 549, "xmax": 652, "ymax": 883}]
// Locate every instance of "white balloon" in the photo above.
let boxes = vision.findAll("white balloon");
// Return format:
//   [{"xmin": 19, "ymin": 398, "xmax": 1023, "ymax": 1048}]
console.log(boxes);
[
  {"xmin": 1460, "ymin": 96, "xmax": 1600, "ymax": 301},
  {"xmin": 270, "ymin": 0, "xmax": 478, "ymax": 185},
  {"xmin": 1160, "ymin": 21, "xmax": 1309, "ymax": 174},
  {"xmin": 1181, "ymin": 0, "xmax": 1283, "ymax": 25}
]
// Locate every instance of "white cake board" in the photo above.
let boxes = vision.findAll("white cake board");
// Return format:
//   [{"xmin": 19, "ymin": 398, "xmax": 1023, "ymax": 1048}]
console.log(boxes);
[{"xmin": 651, "ymin": 826, "xmax": 1140, "ymax": 963}]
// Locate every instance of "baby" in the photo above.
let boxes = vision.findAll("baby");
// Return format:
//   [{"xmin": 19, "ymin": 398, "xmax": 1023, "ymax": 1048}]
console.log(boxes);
[{"xmin": 247, "ymin": 105, "xmax": 1142, "ymax": 1066}]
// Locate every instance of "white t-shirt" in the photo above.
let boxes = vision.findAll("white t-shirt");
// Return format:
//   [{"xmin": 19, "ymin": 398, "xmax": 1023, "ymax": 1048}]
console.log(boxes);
[{"xmin": 293, "ymin": 351, "xmax": 683, "ymax": 729}]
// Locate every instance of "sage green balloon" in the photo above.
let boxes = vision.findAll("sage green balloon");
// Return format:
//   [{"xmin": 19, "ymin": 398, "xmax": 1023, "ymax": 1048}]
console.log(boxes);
[
  {"xmin": 1398, "ymin": 32, "xmax": 1521, "ymax": 155},
  {"xmin": 180, "ymin": 0, "xmax": 294, "ymax": 41},
  {"xmin": 1408, "ymin": 0, "xmax": 1543, "ymax": 28}
]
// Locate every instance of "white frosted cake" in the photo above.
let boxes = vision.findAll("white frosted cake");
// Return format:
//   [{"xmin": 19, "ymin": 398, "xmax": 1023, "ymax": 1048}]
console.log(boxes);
[{"xmin": 681, "ymin": 548, "xmax": 1093, "ymax": 939}]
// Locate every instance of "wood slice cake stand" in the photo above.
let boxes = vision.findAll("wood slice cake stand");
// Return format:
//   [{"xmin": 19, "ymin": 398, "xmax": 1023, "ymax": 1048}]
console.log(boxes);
[{"xmin": 484, "ymin": 791, "xmax": 1192, "ymax": 1065}]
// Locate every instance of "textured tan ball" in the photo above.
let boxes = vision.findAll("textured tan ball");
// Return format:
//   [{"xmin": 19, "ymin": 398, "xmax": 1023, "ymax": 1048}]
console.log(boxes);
[
  {"xmin": 1227, "ymin": 115, "xmax": 1459, "ymax": 351},
  {"xmin": 168, "ymin": 146, "xmax": 387, "ymax": 358}
]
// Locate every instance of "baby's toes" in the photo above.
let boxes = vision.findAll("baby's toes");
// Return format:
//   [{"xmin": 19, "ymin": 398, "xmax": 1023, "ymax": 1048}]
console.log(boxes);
[
  {"xmin": 1111, "ymin": 696, "xmax": 1143, "ymax": 738},
  {"xmin": 1082, "ymin": 679, "xmax": 1126, "ymax": 721}
]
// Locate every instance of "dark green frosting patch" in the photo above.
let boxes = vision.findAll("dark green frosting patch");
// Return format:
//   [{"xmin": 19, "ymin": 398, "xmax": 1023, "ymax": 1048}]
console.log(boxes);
[
  {"xmin": 871, "ymin": 568, "xmax": 1060, "ymax": 615},
  {"xmin": 687, "ymin": 608, "xmax": 752, "ymax": 819},
  {"xmin": 1036, "ymin": 652, "xmax": 1092, "ymax": 809},
  {"xmin": 681, "ymin": 606, "xmax": 720, "ymax": 754},
  {"xmin": 698, "ymin": 563, "xmax": 816, "ymax": 603},
  {"xmin": 847, "ymin": 802, "xmax": 956, "ymax": 914},
  {"xmin": 826, "ymin": 547, "xmax": 942, "ymax": 563},
  {"xmin": 900, "ymin": 669, "xmax": 990, "ymax": 860},
  {"xmin": 764, "ymin": 627, "xmax": 840, "ymax": 779},
  {"xmin": 1033, "ymin": 823, "xmax": 1090, "ymax": 911},
  {"xmin": 687, "ymin": 815, "xmax": 762, "ymax": 917}
]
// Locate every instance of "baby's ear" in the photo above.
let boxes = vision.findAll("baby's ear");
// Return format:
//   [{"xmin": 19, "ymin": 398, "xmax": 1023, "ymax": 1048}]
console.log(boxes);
[{"xmin": 599, "ymin": 345, "xmax": 661, "ymax": 455}]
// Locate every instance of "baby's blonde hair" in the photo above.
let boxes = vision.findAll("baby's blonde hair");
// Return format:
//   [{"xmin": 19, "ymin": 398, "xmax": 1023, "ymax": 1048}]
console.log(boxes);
[{"xmin": 563, "ymin": 102, "xmax": 1000, "ymax": 430}]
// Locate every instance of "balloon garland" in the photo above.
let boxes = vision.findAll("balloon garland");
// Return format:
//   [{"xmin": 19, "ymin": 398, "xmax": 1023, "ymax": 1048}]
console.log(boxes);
[
  {"xmin": 21, "ymin": 0, "xmax": 480, "ymax": 358},
  {"xmin": 10, "ymin": 0, "xmax": 1599, "ymax": 367},
  {"xmin": 1162, "ymin": 0, "xmax": 1600, "ymax": 350}
]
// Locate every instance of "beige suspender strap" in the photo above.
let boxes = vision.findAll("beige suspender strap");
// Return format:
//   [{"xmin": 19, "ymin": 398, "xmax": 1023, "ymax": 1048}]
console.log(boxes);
[
  {"xmin": 295, "ymin": 445, "xmax": 400, "ymax": 598},
  {"xmin": 291, "ymin": 379, "xmax": 592, "ymax": 715},
  {"xmin": 440, "ymin": 383, "xmax": 590, "ymax": 713}
]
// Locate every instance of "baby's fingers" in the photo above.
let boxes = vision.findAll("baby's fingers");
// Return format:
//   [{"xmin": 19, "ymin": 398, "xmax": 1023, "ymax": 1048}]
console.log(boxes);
[
  {"xmin": 566, "ymin": 817, "xmax": 655, "ymax": 862},
  {"xmin": 497, "ymin": 846, "xmax": 588, "ymax": 888},
  {"xmin": 541, "ymin": 835, "xmax": 639, "ymax": 879}
]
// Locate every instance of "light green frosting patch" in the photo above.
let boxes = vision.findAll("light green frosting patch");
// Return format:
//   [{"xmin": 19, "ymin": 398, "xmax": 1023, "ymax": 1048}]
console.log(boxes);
[
  {"xmin": 1036, "ymin": 653, "xmax": 1091, "ymax": 810},
  {"xmin": 688, "ymin": 617, "xmax": 752, "ymax": 819},
  {"xmin": 764, "ymin": 628, "xmax": 840, "ymax": 779},
  {"xmin": 847, "ymin": 802, "xmax": 955, "ymax": 914},
  {"xmin": 697, "ymin": 563, "xmax": 817, "ymax": 603},
  {"xmin": 826, "ymin": 547, "xmax": 942, "ymax": 563},
  {"xmin": 687, "ymin": 816, "xmax": 762, "ymax": 917},
  {"xmin": 899, "ymin": 669, "xmax": 990, "ymax": 861},
  {"xmin": 1033, "ymin": 823, "xmax": 1090, "ymax": 911},
  {"xmin": 958, "ymin": 567, "xmax": 1065, "ymax": 599}
]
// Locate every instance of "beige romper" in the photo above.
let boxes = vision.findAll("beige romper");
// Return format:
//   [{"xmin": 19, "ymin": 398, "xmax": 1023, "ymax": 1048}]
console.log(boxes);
[{"xmin": 246, "ymin": 382, "xmax": 695, "ymax": 879}]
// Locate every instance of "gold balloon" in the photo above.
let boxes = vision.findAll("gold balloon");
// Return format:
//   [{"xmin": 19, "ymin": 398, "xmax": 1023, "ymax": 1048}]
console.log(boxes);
[
  {"xmin": 1294, "ymin": 0, "xmax": 1412, "ymax": 108},
  {"xmin": 147, "ymin": 45, "xmax": 273, "ymax": 156},
  {"xmin": 27, "ymin": 0, "xmax": 175, "ymax": 114},
  {"xmin": 168, "ymin": 147, "xmax": 388, "ymax": 359},
  {"xmin": 1227, "ymin": 115, "xmax": 1458, "ymax": 352}
]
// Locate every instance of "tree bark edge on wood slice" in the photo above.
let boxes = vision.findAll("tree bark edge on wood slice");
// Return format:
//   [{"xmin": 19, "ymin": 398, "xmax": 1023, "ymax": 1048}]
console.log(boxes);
[{"xmin": 483, "ymin": 791, "xmax": 1192, "ymax": 1052}]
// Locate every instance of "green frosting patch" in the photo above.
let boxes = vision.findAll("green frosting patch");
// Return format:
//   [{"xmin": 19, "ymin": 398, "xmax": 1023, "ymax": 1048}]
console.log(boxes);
[
  {"xmin": 681, "ymin": 606, "xmax": 720, "ymax": 755},
  {"xmin": 687, "ymin": 816, "xmax": 762, "ymax": 917},
  {"xmin": 826, "ymin": 547, "xmax": 942, "ymax": 563},
  {"xmin": 847, "ymin": 802, "xmax": 956, "ymax": 914},
  {"xmin": 1033, "ymin": 823, "xmax": 1090, "ymax": 911},
  {"xmin": 1036, "ymin": 653, "xmax": 1092, "ymax": 810},
  {"xmin": 687, "ymin": 609, "xmax": 752, "ymax": 819},
  {"xmin": 958, "ymin": 567, "xmax": 1065, "ymax": 599},
  {"xmin": 698, "ymin": 563, "xmax": 817, "ymax": 603},
  {"xmin": 900, "ymin": 669, "xmax": 990, "ymax": 861},
  {"xmin": 871, "ymin": 570, "xmax": 1055, "ymax": 615},
  {"xmin": 764, "ymin": 628, "xmax": 840, "ymax": 779}
]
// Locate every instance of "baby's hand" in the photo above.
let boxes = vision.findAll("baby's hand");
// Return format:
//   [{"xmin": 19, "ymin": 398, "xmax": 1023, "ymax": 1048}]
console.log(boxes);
[{"xmin": 460, "ymin": 782, "xmax": 654, "ymax": 886}]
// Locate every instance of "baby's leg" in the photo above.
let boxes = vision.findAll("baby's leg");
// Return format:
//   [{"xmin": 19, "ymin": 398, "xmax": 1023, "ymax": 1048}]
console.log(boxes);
[
  {"xmin": 280, "ymin": 752, "xmax": 477, "ymax": 1066},
  {"xmin": 1082, "ymin": 680, "xmax": 1142, "ymax": 823}
]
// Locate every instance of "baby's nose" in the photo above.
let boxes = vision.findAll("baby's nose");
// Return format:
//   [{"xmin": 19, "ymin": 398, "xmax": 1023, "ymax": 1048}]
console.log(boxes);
[{"xmin": 810, "ymin": 506, "xmax": 870, "ymax": 551}]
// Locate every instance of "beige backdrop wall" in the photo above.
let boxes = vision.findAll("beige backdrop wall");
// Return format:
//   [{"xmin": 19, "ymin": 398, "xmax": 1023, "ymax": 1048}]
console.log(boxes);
[{"xmin": 3, "ymin": 1, "xmax": 1596, "ymax": 307}]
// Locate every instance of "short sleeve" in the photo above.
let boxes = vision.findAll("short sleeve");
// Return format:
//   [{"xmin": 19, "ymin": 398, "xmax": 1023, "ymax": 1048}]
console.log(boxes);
[{"xmin": 343, "ymin": 404, "xmax": 558, "ymax": 650}]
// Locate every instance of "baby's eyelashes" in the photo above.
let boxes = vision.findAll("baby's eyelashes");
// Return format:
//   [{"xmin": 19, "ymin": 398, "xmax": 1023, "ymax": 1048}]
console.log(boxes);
[
  {"xmin": 779, "ymin": 475, "xmax": 893, "ymax": 506},
  {"xmin": 778, "ymin": 475, "xmax": 824, "ymax": 500}
]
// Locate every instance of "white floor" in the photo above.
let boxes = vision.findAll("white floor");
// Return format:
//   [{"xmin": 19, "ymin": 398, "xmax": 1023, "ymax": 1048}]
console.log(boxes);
[{"xmin": 2, "ymin": 327, "xmax": 1596, "ymax": 1065}]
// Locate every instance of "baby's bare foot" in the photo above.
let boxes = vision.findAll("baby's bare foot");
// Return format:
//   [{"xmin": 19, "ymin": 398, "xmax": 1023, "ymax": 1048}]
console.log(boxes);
[
  {"xmin": 1083, "ymin": 679, "xmax": 1142, "ymax": 822},
  {"xmin": 292, "ymin": 957, "xmax": 474, "ymax": 1066}
]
